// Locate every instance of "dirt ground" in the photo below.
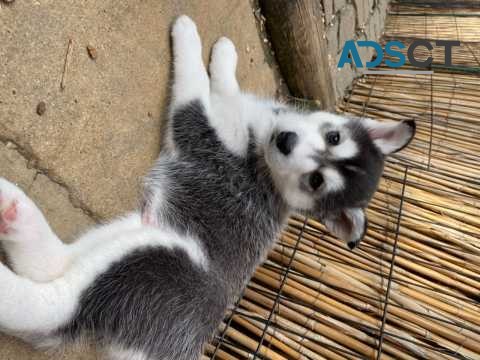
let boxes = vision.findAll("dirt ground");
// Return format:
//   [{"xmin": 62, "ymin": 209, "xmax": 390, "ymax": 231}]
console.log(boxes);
[{"xmin": 0, "ymin": 0, "xmax": 283, "ymax": 358}]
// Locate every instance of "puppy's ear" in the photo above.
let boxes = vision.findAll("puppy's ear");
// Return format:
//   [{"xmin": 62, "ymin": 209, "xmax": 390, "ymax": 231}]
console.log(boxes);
[
  {"xmin": 323, "ymin": 208, "xmax": 367, "ymax": 249},
  {"xmin": 363, "ymin": 119, "xmax": 416, "ymax": 155}
]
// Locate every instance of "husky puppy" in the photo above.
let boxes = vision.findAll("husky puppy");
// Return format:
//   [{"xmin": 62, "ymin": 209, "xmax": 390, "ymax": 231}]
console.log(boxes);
[{"xmin": 0, "ymin": 16, "xmax": 414, "ymax": 360}]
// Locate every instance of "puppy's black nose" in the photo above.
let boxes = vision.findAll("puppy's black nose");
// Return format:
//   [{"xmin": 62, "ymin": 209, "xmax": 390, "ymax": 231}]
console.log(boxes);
[{"xmin": 276, "ymin": 131, "xmax": 298, "ymax": 156}]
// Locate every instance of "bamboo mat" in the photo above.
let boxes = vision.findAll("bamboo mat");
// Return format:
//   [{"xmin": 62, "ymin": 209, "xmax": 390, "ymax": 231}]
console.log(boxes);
[{"xmin": 206, "ymin": 2, "xmax": 480, "ymax": 359}]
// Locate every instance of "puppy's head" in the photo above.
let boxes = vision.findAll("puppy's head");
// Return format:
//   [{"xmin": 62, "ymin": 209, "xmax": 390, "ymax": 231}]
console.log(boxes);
[{"xmin": 264, "ymin": 110, "xmax": 415, "ymax": 248}]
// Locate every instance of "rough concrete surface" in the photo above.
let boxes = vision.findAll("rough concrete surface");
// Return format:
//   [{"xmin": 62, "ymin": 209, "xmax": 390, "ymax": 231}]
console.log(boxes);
[{"xmin": 0, "ymin": 0, "xmax": 282, "ymax": 358}]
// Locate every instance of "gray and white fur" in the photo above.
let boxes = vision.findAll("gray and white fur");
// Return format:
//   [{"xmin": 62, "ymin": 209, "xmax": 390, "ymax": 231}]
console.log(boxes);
[{"xmin": 0, "ymin": 16, "xmax": 415, "ymax": 360}]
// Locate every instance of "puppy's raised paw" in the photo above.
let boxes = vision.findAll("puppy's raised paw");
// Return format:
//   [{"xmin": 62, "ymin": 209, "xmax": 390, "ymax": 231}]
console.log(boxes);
[
  {"xmin": 171, "ymin": 15, "xmax": 198, "ymax": 39},
  {"xmin": 0, "ymin": 178, "xmax": 43, "ymax": 241}
]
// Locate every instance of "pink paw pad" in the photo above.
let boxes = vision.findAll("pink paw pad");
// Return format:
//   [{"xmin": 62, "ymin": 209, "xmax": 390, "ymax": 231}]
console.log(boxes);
[{"xmin": 0, "ymin": 200, "xmax": 18, "ymax": 234}]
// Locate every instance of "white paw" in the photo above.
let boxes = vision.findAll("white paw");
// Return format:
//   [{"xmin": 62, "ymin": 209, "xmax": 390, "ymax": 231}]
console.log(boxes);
[
  {"xmin": 171, "ymin": 15, "xmax": 198, "ymax": 40},
  {"xmin": 0, "ymin": 178, "xmax": 36, "ymax": 240},
  {"xmin": 213, "ymin": 37, "xmax": 237, "ymax": 60},
  {"xmin": 211, "ymin": 37, "xmax": 238, "ymax": 70},
  {"xmin": 171, "ymin": 15, "xmax": 202, "ymax": 62}
]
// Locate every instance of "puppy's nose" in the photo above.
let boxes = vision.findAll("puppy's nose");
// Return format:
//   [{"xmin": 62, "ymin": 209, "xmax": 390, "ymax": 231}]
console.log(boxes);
[{"xmin": 276, "ymin": 131, "xmax": 298, "ymax": 155}]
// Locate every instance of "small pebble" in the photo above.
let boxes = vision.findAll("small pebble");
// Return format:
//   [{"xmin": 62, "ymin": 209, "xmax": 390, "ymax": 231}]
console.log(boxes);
[
  {"xmin": 5, "ymin": 142, "xmax": 16, "ymax": 150},
  {"xmin": 87, "ymin": 45, "xmax": 97, "ymax": 60},
  {"xmin": 36, "ymin": 101, "xmax": 46, "ymax": 116}
]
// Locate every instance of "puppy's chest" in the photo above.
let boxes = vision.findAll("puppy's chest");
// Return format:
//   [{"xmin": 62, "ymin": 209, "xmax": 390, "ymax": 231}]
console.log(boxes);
[
  {"xmin": 166, "ymin": 152, "xmax": 280, "ymax": 238},
  {"xmin": 176, "ymin": 153, "xmax": 262, "ymax": 210}
]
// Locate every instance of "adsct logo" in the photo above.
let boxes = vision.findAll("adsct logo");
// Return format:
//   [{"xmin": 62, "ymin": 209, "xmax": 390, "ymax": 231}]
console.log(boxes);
[{"xmin": 338, "ymin": 40, "xmax": 461, "ymax": 74}]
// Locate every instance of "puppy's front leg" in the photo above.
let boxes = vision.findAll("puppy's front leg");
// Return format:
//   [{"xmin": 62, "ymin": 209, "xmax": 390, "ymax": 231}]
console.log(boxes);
[
  {"xmin": 170, "ymin": 15, "xmax": 210, "ymax": 109},
  {"xmin": 210, "ymin": 37, "xmax": 239, "ymax": 96},
  {"xmin": 164, "ymin": 15, "xmax": 211, "ymax": 153}
]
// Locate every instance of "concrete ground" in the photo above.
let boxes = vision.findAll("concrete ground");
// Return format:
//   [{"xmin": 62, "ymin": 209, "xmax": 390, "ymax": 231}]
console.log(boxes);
[{"xmin": 0, "ymin": 0, "xmax": 283, "ymax": 358}]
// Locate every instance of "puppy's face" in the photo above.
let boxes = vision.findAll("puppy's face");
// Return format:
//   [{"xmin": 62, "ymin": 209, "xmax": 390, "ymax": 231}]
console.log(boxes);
[{"xmin": 265, "ymin": 110, "xmax": 415, "ymax": 248}]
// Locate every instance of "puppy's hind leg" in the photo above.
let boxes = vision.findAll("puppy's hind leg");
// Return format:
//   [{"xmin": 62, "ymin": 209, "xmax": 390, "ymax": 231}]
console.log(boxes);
[
  {"xmin": 0, "ymin": 261, "xmax": 75, "ymax": 338},
  {"xmin": 209, "ymin": 37, "xmax": 239, "ymax": 96},
  {"xmin": 0, "ymin": 178, "xmax": 71, "ymax": 282}
]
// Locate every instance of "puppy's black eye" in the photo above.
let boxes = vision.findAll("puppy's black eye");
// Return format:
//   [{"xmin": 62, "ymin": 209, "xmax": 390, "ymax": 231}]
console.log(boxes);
[
  {"xmin": 327, "ymin": 131, "xmax": 340, "ymax": 145},
  {"xmin": 308, "ymin": 171, "xmax": 324, "ymax": 191}
]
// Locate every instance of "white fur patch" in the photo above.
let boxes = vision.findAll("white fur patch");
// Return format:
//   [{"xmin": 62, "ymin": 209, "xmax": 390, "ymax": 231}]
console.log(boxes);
[
  {"xmin": 282, "ymin": 182, "xmax": 315, "ymax": 210},
  {"xmin": 210, "ymin": 93, "xmax": 279, "ymax": 156},
  {"xmin": 330, "ymin": 136, "xmax": 358, "ymax": 159},
  {"xmin": 322, "ymin": 167, "xmax": 345, "ymax": 193},
  {"xmin": 108, "ymin": 345, "xmax": 150, "ymax": 360}
]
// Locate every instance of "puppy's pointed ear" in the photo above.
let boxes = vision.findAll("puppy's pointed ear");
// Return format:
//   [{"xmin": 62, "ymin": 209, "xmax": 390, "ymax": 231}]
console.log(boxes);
[
  {"xmin": 323, "ymin": 208, "xmax": 367, "ymax": 249},
  {"xmin": 363, "ymin": 119, "xmax": 416, "ymax": 155}
]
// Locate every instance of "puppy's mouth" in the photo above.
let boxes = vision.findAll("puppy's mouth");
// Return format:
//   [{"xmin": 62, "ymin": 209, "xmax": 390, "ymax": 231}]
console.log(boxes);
[{"xmin": 269, "ymin": 133, "xmax": 276, "ymax": 144}]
